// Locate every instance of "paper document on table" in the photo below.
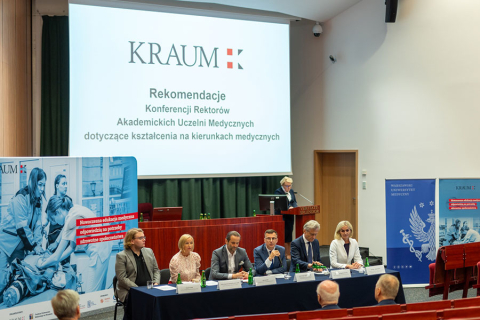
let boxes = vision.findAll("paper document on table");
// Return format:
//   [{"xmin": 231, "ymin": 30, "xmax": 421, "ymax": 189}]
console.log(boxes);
[
  {"xmin": 206, "ymin": 280, "xmax": 218, "ymax": 286},
  {"xmin": 154, "ymin": 285, "xmax": 177, "ymax": 291},
  {"xmin": 274, "ymin": 274, "xmax": 285, "ymax": 278}
]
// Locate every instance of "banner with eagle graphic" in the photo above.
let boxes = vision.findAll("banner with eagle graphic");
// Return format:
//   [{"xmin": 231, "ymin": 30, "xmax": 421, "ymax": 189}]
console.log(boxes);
[{"xmin": 386, "ymin": 179, "xmax": 436, "ymax": 285}]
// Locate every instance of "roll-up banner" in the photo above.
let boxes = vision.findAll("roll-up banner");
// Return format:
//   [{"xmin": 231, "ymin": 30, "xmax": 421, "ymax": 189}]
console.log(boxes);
[
  {"xmin": 439, "ymin": 179, "xmax": 480, "ymax": 246},
  {"xmin": 0, "ymin": 157, "xmax": 137, "ymax": 320},
  {"xmin": 385, "ymin": 179, "xmax": 436, "ymax": 284}
]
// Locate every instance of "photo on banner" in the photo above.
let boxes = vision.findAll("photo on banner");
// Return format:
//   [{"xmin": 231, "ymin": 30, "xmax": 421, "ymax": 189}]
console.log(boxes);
[
  {"xmin": 0, "ymin": 157, "xmax": 138, "ymax": 320},
  {"xmin": 439, "ymin": 179, "xmax": 480, "ymax": 247},
  {"xmin": 385, "ymin": 179, "xmax": 436, "ymax": 284}
]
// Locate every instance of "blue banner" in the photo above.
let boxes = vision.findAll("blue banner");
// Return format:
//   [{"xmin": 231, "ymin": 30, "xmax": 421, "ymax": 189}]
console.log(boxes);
[
  {"xmin": 0, "ymin": 157, "xmax": 138, "ymax": 320},
  {"xmin": 439, "ymin": 179, "xmax": 480, "ymax": 247},
  {"xmin": 386, "ymin": 179, "xmax": 436, "ymax": 284}
]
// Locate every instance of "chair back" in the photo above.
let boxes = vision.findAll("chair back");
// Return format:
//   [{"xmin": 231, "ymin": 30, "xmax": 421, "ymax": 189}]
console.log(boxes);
[
  {"xmin": 160, "ymin": 269, "xmax": 171, "ymax": 284},
  {"xmin": 205, "ymin": 267, "xmax": 211, "ymax": 280},
  {"xmin": 138, "ymin": 202, "xmax": 153, "ymax": 221}
]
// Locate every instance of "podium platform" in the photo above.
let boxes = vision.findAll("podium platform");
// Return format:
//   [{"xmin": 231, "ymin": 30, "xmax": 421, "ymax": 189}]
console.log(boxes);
[{"xmin": 282, "ymin": 205, "xmax": 320, "ymax": 238}]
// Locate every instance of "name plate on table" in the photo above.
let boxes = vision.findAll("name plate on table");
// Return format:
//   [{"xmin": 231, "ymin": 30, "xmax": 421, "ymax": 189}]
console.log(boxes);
[
  {"xmin": 330, "ymin": 269, "xmax": 351, "ymax": 279},
  {"xmin": 217, "ymin": 279, "xmax": 242, "ymax": 290},
  {"xmin": 294, "ymin": 272, "xmax": 315, "ymax": 282},
  {"xmin": 254, "ymin": 276, "xmax": 277, "ymax": 286},
  {"xmin": 176, "ymin": 283, "xmax": 201, "ymax": 294},
  {"xmin": 365, "ymin": 265, "xmax": 385, "ymax": 275}
]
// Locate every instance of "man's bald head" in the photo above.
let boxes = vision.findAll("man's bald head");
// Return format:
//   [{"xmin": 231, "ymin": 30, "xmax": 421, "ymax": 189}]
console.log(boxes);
[
  {"xmin": 317, "ymin": 280, "xmax": 340, "ymax": 307},
  {"xmin": 375, "ymin": 274, "xmax": 400, "ymax": 302}
]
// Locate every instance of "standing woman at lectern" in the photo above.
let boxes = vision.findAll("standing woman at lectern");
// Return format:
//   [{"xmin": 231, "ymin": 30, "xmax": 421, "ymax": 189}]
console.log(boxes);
[{"xmin": 274, "ymin": 176, "xmax": 297, "ymax": 259}]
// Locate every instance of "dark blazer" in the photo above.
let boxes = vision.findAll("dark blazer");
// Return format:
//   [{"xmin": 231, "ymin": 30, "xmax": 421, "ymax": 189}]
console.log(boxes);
[
  {"xmin": 377, "ymin": 299, "xmax": 397, "ymax": 306},
  {"xmin": 321, "ymin": 304, "xmax": 341, "ymax": 310},
  {"xmin": 274, "ymin": 187, "xmax": 298, "ymax": 215},
  {"xmin": 253, "ymin": 244, "xmax": 287, "ymax": 275},
  {"xmin": 210, "ymin": 245, "xmax": 255, "ymax": 280},
  {"xmin": 290, "ymin": 235, "xmax": 322, "ymax": 272},
  {"xmin": 115, "ymin": 247, "xmax": 160, "ymax": 303}
]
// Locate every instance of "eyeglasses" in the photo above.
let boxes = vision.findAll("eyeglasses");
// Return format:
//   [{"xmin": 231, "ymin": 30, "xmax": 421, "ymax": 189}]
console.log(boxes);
[
  {"xmin": 265, "ymin": 237, "xmax": 278, "ymax": 241},
  {"xmin": 135, "ymin": 236, "xmax": 147, "ymax": 240},
  {"xmin": 283, "ymin": 184, "xmax": 292, "ymax": 188}
]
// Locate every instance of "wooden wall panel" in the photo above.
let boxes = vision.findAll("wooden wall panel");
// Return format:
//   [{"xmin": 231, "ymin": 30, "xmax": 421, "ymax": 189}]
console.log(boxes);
[
  {"xmin": 0, "ymin": 0, "xmax": 32, "ymax": 157},
  {"xmin": 0, "ymin": 0, "xmax": 4, "ymax": 155}
]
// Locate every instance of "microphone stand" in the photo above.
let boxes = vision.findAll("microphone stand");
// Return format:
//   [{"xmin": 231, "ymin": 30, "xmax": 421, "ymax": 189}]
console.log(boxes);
[{"xmin": 294, "ymin": 192, "xmax": 314, "ymax": 205}]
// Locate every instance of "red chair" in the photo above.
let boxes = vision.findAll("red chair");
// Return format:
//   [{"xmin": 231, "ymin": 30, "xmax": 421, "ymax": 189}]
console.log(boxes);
[
  {"xmin": 138, "ymin": 202, "xmax": 153, "ymax": 221},
  {"xmin": 352, "ymin": 304, "xmax": 402, "ymax": 316},
  {"xmin": 320, "ymin": 316, "xmax": 380, "ymax": 320},
  {"xmin": 452, "ymin": 296, "xmax": 480, "ymax": 308},
  {"xmin": 295, "ymin": 308, "xmax": 348, "ymax": 320},
  {"xmin": 405, "ymin": 299, "xmax": 452, "ymax": 311},
  {"xmin": 382, "ymin": 310, "xmax": 437, "ymax": 320},
  {"xmin": 443, "ymin": 306, "xmax": 480, "ymax": 318},
  {"xmin": 234, "ymin": 313, "xmax": 289, "ymax": 320}
]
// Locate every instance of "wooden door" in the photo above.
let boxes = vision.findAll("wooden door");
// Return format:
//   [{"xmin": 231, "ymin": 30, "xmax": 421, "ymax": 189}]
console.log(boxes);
[{"xmin": 314, "ymin": 151, "xmax": 358, "ymax": 245}]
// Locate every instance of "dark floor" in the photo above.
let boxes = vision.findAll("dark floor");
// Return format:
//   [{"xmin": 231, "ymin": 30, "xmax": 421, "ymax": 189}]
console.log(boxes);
[{"xmin": 80, "ymin": 287, "xmax": 478, "ymax": 319}]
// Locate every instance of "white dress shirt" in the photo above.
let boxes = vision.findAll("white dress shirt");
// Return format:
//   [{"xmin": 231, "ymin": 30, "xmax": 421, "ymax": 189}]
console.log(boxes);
[{"xmin": 227, "ymin": 249, "xmax": 236, "ymax": 279}]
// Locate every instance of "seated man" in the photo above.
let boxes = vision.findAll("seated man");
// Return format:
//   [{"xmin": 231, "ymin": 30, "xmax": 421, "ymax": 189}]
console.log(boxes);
[
  {"xmin": 210, "ymin": 231, "xmax": 255, "ymax": 280},
  {"xmin": 317, "ymin": 280, "xmax": 341, "ymax": 310},
  {"xmin": 375, "ymin": 274, "xmax": 400, "ymax": 305},
  {"xmin": 290, "ymin": 220, "xmax": 323, "ymax": 272},
  {"xmin": 51, "ymin": 289, "xmax": 81, "ymax": 320},
  {"xmin": 115, "ymin": 228, "xmax": 160, "ymax": 320},
  {"xmin": 254, "ymin": 229, "xmax": 287, "ymax": 275}
]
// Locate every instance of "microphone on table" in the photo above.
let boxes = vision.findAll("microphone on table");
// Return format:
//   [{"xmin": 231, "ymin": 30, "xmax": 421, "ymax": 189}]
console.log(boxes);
[{"xmin": 274, "ymin": 246, "xmax": 283, "ymax": 267}]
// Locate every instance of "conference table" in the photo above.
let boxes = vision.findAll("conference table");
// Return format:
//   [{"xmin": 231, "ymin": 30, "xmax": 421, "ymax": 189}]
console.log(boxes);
[{"xmin": 129, "ymin": 269, "xmax": 405, "ymax": 320}]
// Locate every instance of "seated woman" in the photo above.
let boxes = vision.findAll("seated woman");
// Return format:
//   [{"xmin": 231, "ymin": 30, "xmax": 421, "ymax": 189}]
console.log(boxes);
[
  {"xmin": 329, "ymin": 220, "xmax": 363, "ymax": 269},
  {"xmin": 169, "ymin": 234, "xmax": 201, "ymax": 283}
]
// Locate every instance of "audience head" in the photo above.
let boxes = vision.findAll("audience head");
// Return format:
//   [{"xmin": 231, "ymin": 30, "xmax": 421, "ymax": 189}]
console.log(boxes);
[
  {"xmin": 303, "ymin": 220, "xmax": 320, "ymax": 242},
  {"xmin": 124, "ymin": 228, "xmax": 145, "ymax": 250},
  {"xmin": 334, "ymin": 220, "xmax": 354, "ymax": 240},
  {"xmin": 178, "ymin": 234, "xmax": 194, "ymax": 255},
  {"xmin": 46, "ymin": 195, "xmax": 74, "ymax": 226},
  {"xmin": 280, "ymin": 176, "xmax": 293, "ymax": 192},
  {"xmin": 316, "ymin": 280, "xmax": 340, "ymax": 307},
  {"xmin": 375, "ymin": 274, "xmax": 400, "ymax": 302},
  {"xmin": 51, "ymin": 289, "xmax": 80, "ymax": 320},
  {"xmin": 225, "ymin": 231, "xmax": 241, "ymax": 254},
  {"xmin": 264, "ymin": 229, "xmax": 278, "ymax": 250}
]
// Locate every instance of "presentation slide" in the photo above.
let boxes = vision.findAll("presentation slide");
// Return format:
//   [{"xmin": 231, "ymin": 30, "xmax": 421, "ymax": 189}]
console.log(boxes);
[{"xmin": 69, "ymin": 0, "xmax": 292, "ymax": 178}]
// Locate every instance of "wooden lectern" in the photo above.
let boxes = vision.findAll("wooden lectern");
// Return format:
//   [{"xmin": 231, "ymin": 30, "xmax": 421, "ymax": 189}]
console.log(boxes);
[{"xmin": 282, "ymin": 205, "xmax": 320, "ymax": 238}]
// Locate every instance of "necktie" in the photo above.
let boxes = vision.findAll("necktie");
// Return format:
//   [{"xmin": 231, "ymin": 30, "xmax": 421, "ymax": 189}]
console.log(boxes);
[{"xmin": 307, "ymin": 242, "xmax": 313, "ymax": 264}]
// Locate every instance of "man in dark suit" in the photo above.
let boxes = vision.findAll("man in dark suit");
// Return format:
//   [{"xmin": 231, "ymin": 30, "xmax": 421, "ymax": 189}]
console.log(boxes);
[
  {"xmin": 290, "ymin": 220, "xmax": 323, "ymax": 272},
  {"xmin": 115, "ymin": 228, "xmax": 160, "ymax": 320},
  {"xmin": 317, "ymin": 280, "xmax": 341, "ymax": 309},
  {"xmin": 254, "ymin": 229, "xmax": 287, "ymax": 275},
  {"xmin": 210, "ymin": 230, "xmax": 255, "ymax": 280},
  {"xmin": 375, "ymin": 274, "xmax": 400, "ymax": 305}
]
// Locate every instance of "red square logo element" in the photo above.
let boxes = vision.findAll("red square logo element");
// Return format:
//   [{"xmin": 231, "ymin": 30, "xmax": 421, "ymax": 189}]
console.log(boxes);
[
  {"xmin": 227, "ymin": 49, "xmax": 233, "ymax": 56},
  {"xmin": 227, "ymin": 62, "xmax": 233, "ymax": 69}
]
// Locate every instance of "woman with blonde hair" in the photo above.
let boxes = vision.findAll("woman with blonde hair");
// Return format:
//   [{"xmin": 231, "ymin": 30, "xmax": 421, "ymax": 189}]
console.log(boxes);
[
  {"xmin": 329, "ymin": 220, "xmax": 363, "ymax": 269},
  {"xmin": 274, "ymin": 176, "xmax": 297, "ymax": 259},
  {"xmin": 169, "ymin": 234, "xmax": 201, "ymax": 283}
]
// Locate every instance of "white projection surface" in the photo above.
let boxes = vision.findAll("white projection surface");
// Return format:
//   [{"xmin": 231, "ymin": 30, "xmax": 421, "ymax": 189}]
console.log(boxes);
[{"xmin": 69, "ymin": 1, "xmax": 291, "ymax": 178}]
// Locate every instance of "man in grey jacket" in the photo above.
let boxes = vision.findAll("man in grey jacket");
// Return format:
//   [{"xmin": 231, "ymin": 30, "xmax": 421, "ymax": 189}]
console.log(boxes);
[
  {"xmin": 115, "ymin": 228, "xmax": 160, "ymax": 320},
  {"xmin": 210, "ymin": 230, "xmax": 255, "ymax": 280}
]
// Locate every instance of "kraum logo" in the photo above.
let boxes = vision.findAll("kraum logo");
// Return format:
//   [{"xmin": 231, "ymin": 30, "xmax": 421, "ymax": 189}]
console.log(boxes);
[
  {"xmin": 455, "ymin": 186, "xmax": 475, "ymax": 190},
  {"xmin": 0, "ymin": 164, "xmax": 18, "ymax": 174},
  {"xmin": 129, "ymin": 42, "xmax": 244, "ymax": 69}
]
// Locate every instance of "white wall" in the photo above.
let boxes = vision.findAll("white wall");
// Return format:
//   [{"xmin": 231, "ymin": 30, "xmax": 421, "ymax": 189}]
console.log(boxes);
[{"xmin": 290, "ymin": 0, "xmax": 480, "ymax": 259}]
